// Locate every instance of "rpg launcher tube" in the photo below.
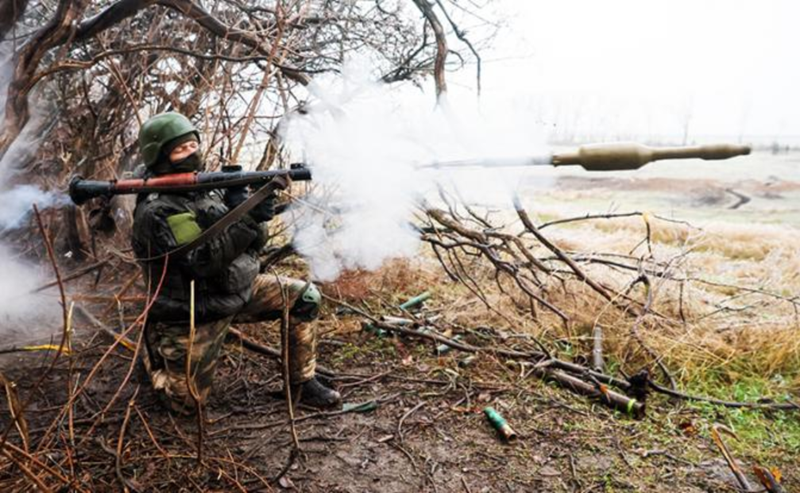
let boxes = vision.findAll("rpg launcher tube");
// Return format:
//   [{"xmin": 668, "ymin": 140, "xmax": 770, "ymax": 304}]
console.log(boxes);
[
  {"xmin": 484, "ymin": 407, "xmax": 517, "ymax": 441},
  {"xmin": 552, "ymin": 142, "xmax": 751, "ymax": 171},
  {"xmin": 68, "ymin": 164, "xmax": 311, "ymax": 205}
]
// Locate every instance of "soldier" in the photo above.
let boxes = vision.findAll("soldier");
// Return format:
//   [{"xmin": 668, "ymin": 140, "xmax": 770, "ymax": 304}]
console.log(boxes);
[{"xmin": 131, "ymin": 112, "xmax": 341, "ymax": 414}]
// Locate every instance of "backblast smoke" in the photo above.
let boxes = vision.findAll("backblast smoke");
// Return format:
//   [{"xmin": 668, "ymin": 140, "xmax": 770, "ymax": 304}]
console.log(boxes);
[{"xmin": 0, "ymin": 45, "xmax": 63, "ymax": 343}]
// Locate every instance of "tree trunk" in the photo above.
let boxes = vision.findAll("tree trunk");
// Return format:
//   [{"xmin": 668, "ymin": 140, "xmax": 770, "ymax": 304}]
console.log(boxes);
[
  {"xmin": 0, "ymin": 0, "xmax": 90, "ymax": 161},
  {"xmin": 0, "ymin": 0, "xmax": 30, "ymax": 41}
]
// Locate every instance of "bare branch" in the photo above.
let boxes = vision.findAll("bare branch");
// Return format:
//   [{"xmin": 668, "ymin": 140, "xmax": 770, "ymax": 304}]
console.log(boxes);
[{"xmin": 410, "ymin": 0, "xmax": 447, "ymax": 100}]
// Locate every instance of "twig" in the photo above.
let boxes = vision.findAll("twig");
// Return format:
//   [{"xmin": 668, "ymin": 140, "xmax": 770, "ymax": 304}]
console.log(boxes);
[
  {"xmin": 628, "ymin": 274, "xmax": 677, "ymax": 390},
  {"xmin": 1, "ymin": 440, "xmax": 71, "ymax": 486},
  {"xmin": 30, "ymin": 259, "xmax": 109, "ymax": 293},
  {"xmin": 115, "ymin": 386, "xmax": 140, "ymax": 492},
  {"xmin": 648, "ymin": 382, "xmax": 800, "ymax": 410},
  {"xmin": 273, "ymin": 269, "xmax": 300, "ymax": 484},
  {"xmin": 133, "ymin": 406, "xmax": 170, "ymax": 460},
  {"xmin": 0, "ymin": 447, "xmax": 53, "ymax": 492},
  {"xmin": 397, "ymin": 401, "xmax": 426, "ymax": 443},
  {"xmin": 0, "ymin": 372, "xmax": 30, "ymax": 451},
  {"xmin": 226, "ymin": 326, "xmax": 334, "ymax": 377},
  {"xmin": 513, "ymin": 196, "xmax": 615, "ymax": 303},
  {"xmin": 73, "ymin": 304, "xmax": 137, "ymax": 351},
  {"xmin": 186, "ymin": 280, "xmax": 205, "ymax": 465},
  {"xmin": 37, "ymin": 255, "xmax": 169, "ymax": 453},
  {"xmin": 711, "ymin": 424, "xmax": 752, "ymax": 492}
]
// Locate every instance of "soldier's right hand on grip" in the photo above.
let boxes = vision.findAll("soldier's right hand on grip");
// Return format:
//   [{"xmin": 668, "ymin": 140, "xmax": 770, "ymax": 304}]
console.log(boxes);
[
  {"xmin": 224, "ymin": 185, "xmax": 249, "ymax": 209},
  {"xmin": 249, "ymin": 197, "xmax": 276, "ymax": 223},
  {"xmin": 248, "ymin": 174, "xmax": 291, "ymax": 223}
]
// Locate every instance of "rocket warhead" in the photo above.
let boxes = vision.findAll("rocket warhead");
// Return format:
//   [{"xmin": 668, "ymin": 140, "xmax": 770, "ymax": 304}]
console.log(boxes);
[
  {"xmin": 552, "ymin": 142, "xmax": 752, "ymax": 171},
  {"xmin": 421, "ymin": 142, "xmax": 751, "ymax": 171}
]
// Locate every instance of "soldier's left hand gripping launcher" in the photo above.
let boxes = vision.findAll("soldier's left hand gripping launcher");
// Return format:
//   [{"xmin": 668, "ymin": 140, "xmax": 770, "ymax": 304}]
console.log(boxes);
[{"xmin": 68, "ymin": 163, "xmax": 312, "ymax": 205}]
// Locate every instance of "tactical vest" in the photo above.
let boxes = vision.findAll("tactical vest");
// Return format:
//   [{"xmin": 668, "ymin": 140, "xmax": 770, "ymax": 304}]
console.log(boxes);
[{"xmin": 132, "ymin": 190, "xmax": 261, "ymax": 323}]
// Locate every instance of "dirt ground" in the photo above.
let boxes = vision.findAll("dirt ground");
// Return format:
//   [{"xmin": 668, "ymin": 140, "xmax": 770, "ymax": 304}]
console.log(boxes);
[{"xmin": 1, "ymin": 306, "xmax": 794, "ymax": 492}]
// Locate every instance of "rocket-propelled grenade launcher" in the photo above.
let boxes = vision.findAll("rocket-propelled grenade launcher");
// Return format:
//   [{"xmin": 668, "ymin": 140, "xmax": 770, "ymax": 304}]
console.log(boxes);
[
  {"xmin": 69, "ymin": 164, "xmax": 311, "ymax": 205},
  {"xmin": 426, "ymin": 142, "xmax": 751, "ymax": 171}
]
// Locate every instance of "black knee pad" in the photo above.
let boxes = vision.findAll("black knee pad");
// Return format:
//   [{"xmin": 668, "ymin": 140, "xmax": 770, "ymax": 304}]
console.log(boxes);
[{"xmin": 290, "ymin": 283, "xmax": 321, "ymax": 321}]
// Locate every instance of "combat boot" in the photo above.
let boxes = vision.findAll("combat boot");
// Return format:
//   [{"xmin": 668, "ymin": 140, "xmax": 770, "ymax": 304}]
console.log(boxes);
[{"xmin": 292, "ymin": 377, "xmax": 342, "ymax": 409}]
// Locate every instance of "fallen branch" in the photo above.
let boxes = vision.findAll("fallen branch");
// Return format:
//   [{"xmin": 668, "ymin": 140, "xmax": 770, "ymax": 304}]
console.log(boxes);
[
  {"xmin": 535, "ymin": 368, "xmax": 645, "ymax": 419},
  {"xmin": 754, "ymin": 466, "xmax": 785, "ymax": 493},
  {"xmin": 337, "ymin": 300, "xmax": 800, "ymax": 413},
  {"xmin": 514, "ymin": 196, "xmax": 615, "ymax": 303},
  {"xmin": 711, "ymin": 424, "xmax": 752, "ymax": 492},
  {"xmin": 649, "ymin": 382, "xmax": 800, "ymax": 410},
  {"xmin": 30, "ymin": 259, "xmax": 109, "ymax": 293}
]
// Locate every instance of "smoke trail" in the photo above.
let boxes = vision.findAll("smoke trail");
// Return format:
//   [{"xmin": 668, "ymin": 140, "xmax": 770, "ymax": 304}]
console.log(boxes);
[{"xmin": 282, "ymin": 60, "xmax": 548, "ymax": 281}]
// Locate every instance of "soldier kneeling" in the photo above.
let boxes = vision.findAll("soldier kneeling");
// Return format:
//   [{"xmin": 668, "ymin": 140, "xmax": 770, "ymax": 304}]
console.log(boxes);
[{"xmin": 131, "ymin": 112, "xmax": 341, "ymax": 414}]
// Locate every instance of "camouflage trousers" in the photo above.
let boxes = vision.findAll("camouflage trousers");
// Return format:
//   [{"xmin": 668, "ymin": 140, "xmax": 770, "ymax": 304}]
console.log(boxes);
[{"xmin": 143, "ymin": 275, "xmax": 318, "ymax": 415}]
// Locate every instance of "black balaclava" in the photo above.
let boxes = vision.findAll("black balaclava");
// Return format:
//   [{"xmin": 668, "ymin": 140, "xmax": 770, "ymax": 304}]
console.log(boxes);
[{"xmin": 151, "ymin": 134, "xmax": 203, "ymax": 175}]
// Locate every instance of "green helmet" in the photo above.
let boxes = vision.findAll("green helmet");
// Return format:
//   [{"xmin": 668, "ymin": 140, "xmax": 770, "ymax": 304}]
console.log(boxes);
[{"xmin": 138, "ymin": 112, "xmax": 200, "ymax": 168}]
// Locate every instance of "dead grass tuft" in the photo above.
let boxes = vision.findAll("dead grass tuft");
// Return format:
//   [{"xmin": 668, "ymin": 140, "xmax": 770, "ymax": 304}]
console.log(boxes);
[{"xmin": 319, "ymin": 258, "xmax": 439, "ymax": 304}]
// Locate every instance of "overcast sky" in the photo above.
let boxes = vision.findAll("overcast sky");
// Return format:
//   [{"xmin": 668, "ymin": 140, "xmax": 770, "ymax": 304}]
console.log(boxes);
[{"xmin": 449, "ymin": 0, "xmax": 800, "ymax": 142}]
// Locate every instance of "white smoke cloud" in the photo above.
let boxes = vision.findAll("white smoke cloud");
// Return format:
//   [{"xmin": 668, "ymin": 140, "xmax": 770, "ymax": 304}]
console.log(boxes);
[
  {"xmin": 0, "ymin": 185, "xmax": 68, "ymax": 231},
  {"xmin": 282, "ymin": 59, "xmax": 548, "ymax": 281},
  {"xmin": 0, "ymin": 42, "xmax": 63, "ymax": 345},
  {"xmin": 0, "ymin": 187, "xmax": 64, "ymax": 347},
  {"xmin": 0, "ymin": 243, "xmax": 63, "ymax": 345}
]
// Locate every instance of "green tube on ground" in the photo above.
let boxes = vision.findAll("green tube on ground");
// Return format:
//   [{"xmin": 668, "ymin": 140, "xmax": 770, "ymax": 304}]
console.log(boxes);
[
  {"xmin": 399, "ymin": 291, "xmax": 431, "ymax": 311},
  {"xmin": 342, "ymin": 401, "xmax": 378, "ymax": 413},
  {"xmin": 361, "ymin": 321, "xmax": 387, "ymax": 338},
  {"xmin": 484, "ymin": 407, "xmax": 517, "ymax": 441}
]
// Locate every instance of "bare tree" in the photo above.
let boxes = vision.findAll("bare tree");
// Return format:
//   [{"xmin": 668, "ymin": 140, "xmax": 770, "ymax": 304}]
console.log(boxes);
[{"xmin": 0, "ymin": 0, "xmax": 491, "ymax": 256}]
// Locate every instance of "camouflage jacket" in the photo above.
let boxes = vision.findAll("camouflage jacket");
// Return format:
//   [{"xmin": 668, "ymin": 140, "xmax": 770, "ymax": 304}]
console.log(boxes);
[{"xmin": 132, "ymin": 189, "xmax": 264, "ymax": 323}]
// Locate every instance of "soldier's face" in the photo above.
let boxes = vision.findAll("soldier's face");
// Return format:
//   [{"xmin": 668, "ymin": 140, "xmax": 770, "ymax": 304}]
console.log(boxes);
[{"xmin": 169, "ymin": 140, "xmax": 199, "ymax": 163}]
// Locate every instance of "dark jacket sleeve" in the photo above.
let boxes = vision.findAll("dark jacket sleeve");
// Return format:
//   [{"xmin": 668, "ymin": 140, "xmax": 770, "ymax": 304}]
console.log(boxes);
[{"xmin": 134, "ymin": 200, "xmax": 260, "ymax": 279}]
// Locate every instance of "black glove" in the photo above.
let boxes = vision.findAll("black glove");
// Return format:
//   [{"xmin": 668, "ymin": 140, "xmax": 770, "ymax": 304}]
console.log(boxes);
[
  {"xmin": 249, "ymin": 195, "xmax": 276, "ymax": 223},
  {"xmin": 248, "ymin": 175, "xmax": 291, "ymax": 223},
  {"xmin": 224, "ymin": 185, "xmax": 249, "ymax": 209}
]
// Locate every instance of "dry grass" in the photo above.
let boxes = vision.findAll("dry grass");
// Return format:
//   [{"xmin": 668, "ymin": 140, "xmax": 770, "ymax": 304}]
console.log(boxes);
[{"xmin": 323, "ymin": 211, "xmax": 800, "ymax": 398}]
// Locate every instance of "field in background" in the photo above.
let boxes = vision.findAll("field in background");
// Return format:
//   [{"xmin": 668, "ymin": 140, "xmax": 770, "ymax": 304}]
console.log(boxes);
[
  {"xmin": 513, "ymin": 150, "xmax": 800, "ymax": 377},
  {"xmin": 528, "ymin": 150, "xmax": 800, "ymax": 226}
]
